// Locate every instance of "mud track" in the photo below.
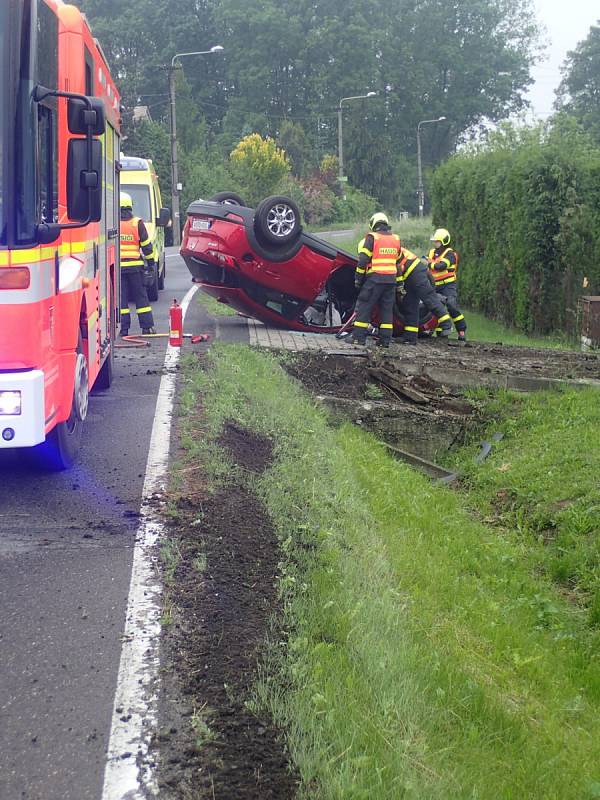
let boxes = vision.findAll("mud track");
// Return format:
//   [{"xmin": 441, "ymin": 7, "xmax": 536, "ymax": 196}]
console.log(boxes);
[
  {"xmin": 281, "ymin": 340, "xmax": 600, "ymax": 463},
  {"xmin": 155, "ymin": 423, "xmax": 298, "ymax": 799}
]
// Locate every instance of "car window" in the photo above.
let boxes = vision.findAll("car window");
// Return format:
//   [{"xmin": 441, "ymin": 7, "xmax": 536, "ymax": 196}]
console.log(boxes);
[{"xmin": 121, "ymin": 183, "xmax": 151, "ymax": 222}]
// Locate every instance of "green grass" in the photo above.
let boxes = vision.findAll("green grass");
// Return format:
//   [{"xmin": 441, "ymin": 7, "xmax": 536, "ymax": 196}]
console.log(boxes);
[
  {"xmin": 178, "ymin": 344, "xmax": 600, "ymax": 800},
  {"xmin": 335, "ymin": 215, "xmax": 435, "ymax": 257},
  {"xmin": 464, "ymin": 309, "xmax": 578, "ymax": 349},
  {"xmin": 196, "ymin": 290, "xmax": 238, "ymax": 317},
  {"xmin": 446, "ymin": 388, "xmax": 600, "ymax": 625}
]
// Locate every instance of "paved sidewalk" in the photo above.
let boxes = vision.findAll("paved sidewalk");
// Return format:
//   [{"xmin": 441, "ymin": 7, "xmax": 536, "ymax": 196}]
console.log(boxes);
[{"xmin": 247, "ymin": 318, "xmax": 366, "ymax": 354}]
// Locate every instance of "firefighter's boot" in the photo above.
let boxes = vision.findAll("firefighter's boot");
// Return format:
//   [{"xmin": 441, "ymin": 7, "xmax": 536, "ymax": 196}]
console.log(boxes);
[{"xmin": 398, "ymin": 332, "xmax": 417, "ymax": 345}]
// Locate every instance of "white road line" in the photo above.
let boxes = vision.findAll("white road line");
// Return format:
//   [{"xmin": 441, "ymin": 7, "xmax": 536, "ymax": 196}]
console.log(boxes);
[{"xmin": 101, "ymin": 284, "xmax": 198, "ymax": 800}]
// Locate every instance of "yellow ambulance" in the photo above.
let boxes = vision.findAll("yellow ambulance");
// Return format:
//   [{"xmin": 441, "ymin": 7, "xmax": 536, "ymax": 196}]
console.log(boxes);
[{"xmin": 120, "ymin": 155, "xmax": 171, "ymax": 300}]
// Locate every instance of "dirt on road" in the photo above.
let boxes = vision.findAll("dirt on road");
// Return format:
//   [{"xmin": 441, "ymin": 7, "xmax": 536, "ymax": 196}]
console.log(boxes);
[{"xmin": 155, "ymin": 423, "xmax": 298, "ymax": 799}]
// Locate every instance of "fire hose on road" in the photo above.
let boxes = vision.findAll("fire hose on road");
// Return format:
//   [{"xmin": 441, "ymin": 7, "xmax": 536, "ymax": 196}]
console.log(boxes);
[{"xmin": 115, "ymin": 299, "xmax": 211, "ymax": 348}]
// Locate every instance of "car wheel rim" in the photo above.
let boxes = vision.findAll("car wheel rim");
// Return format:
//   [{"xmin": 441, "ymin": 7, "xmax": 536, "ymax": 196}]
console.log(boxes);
[{"xmin": 266, "ymin": 204, "xmax": 296, "ymax": 238}]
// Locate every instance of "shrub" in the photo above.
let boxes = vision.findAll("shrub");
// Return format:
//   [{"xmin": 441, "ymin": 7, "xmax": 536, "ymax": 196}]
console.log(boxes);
[
  {"xmin": 230, "ymin": 133, "xmax": 290, "ymax": 205},
  {"xmin": 431, "ymin": 122, "xmax": 600, "ymax": 335}
]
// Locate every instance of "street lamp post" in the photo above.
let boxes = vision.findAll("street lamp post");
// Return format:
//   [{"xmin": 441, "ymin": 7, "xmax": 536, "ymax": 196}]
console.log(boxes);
[
  {"xmin": 168, "ymin": 46, "xmax": 224, "ymax": 246},
  {"xmin": 337, "ymin": 92, "xmax": 376, "ymax": 189},
  {"xmin": 416, "ymin": 116, "xmax": 446, "ymax": 218}
]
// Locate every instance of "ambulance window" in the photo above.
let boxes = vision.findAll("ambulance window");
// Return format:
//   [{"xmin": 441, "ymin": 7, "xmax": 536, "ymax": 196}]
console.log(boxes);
[{"xmin": 121, "ymin": 184, "xmax": 152, "ymax": 222}]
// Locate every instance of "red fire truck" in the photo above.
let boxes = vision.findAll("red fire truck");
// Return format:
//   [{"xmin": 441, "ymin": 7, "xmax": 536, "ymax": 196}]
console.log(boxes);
[{"xmin": 0, "ymin": 0, "xmax": 121, "ymax": 469}]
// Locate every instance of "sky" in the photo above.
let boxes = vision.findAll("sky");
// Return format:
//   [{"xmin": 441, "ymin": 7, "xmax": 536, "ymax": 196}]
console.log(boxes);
[{"xmin": 525, "ymin": 0, "xmax": 599, "ymax": 120}]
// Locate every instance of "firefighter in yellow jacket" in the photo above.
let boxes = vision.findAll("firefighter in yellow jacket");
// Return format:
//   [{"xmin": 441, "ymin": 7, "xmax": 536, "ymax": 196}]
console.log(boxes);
[
  {"xmin": 351, "ymin": 212, "xmax": 401, "ymax": 347},
  {"xmin": 119, "ymin": 192, "xmax": 156, "ymax": 336},
  {"xmin": 427, "ymin": 227, "xmax": 467, "ymax": 341},
  {"xmin": 396, "ymin": 247, "xmax": 452, "ymax": 344}
]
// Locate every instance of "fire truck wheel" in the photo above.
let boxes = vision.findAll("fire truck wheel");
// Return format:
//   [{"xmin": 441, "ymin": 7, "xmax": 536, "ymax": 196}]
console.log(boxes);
[{"xmin": 29, "ymin": 338, "xmax": 88, "ymax": 470}]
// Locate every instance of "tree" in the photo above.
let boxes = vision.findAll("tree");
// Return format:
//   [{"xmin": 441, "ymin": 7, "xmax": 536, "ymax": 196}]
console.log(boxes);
[
  {"xmin": 80, "ymin": 0, "xmax": 543, "ymax": 208},
  {"xmin": 556, "ymin": 22, "xmax": 600, "ymax": 143},
  {"xmin": 278, "ymin": 121, "xmax": 314, "ymax": 177},
  {"xmin": 229, "ymin": 134, "xmax": 290, "ymax": 204},
  {"xmin": 124, "ymin": 119, "xmax": 172, "ymax": 201}
]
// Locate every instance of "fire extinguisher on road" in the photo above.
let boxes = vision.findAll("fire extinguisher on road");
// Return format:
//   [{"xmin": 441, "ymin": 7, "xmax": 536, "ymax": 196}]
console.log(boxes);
[{"xmin": 169, "ymin": 299, "xmax": 183, "ymax": 347}]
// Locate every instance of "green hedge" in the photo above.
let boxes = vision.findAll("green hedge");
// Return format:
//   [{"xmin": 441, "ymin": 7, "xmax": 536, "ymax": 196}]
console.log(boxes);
[{"xmin": 431, "ymin": 121, "xmax": 600, "ymax": 335}]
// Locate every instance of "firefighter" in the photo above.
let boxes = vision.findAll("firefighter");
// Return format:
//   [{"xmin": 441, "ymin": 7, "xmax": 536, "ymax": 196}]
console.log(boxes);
[
  {"xmin": 427, "ymin": 227, "xmax": 467, "ymax": 341},
  {"xmin": 351, "ymin": 212, "xmax": 401, "ymax": 347},
  {"xmin": 119, "ymin": 192, "xmax": 156, "ymax": 336},
  {"xmin": 396, "ymin": 247, "xmax": 453, "ymax": 345}
]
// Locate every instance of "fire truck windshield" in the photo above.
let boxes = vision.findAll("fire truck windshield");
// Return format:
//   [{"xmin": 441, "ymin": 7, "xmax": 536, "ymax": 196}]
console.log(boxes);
[{"xmin": 0, "ymin": 4, "xmax": 12, "ymax": 246}]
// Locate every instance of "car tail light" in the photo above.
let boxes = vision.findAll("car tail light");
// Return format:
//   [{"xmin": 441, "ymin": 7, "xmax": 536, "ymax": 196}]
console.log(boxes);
[
  {"xmin": 0, "ymin": 268, "xmax": 30, "ymax": 289},
  {"xmin": 0, "ymin": 391, "xmax": 22, "ymax": 416},
  {"xmin": 207, "ymin": 250, "xmax": 238, "ymax": 269}
]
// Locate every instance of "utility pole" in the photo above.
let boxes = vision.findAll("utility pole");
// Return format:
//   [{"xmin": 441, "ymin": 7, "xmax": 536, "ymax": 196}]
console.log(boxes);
[
  {"xmin": 168, "ymin": 66, "xmax": 181, "ymax": 246},
  {"xmin": 167, "ymin": 46, "xmax": 224, "ymax": 247},
  {"xmin": 337, "ymin": 92, "xmax": 376, "ymax": 197},
  {"xmin": 416, "ymin": 116, "xmax": 446, "ymax": 218}
]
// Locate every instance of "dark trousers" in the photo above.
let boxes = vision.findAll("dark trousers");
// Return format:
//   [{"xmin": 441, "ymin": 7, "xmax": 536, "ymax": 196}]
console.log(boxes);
[
  {"xmin": 353, "ymin": 277, "xmax": 396, "ymax": 343},
  {"xmin": 399, "ymin": 263, "xmax": 452, "ymax": 341},
  {"xmin": 120, "ymin": 266, "xmax": 154, "ymax": 330},
  {"xmin": 436, "ymin": 283, "xmax": 466, "ymax": 332}
]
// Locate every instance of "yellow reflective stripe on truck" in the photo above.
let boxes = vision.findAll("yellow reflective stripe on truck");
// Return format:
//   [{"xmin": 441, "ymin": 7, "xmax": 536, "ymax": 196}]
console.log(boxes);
[{"xmin": 0, "ymin": 240, "xmax": 97, "ymax": 266}]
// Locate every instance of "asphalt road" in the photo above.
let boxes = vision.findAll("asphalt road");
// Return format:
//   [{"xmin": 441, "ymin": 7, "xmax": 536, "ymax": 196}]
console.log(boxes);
[{"xmin": 0, "ymin": 250, "xmax": 248, "ymax": 800}]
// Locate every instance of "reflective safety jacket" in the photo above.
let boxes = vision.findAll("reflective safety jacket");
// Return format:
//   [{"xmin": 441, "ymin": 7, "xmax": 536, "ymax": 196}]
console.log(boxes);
[
  {"xmin": 120, "ymin": 216, "xmax": 154, "ymax": 268},
  {"xmin": 356, "ymin": 230, "xmax": 401, "ymax": 283},
  {"xmin": 427, "ymin": 246, "xmax": 458, "ymax": 285},
  {"xmin": 396, "ymin": 247, "xmax": 423, "ymax": 283}
]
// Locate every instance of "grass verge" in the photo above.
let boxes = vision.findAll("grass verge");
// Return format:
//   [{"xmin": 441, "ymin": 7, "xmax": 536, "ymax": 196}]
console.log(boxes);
[
  {"xmin": 464, "ymin": 310, "xmax": 577, "ymax": 349},
  {"xmin": 196, "ymin": 290, "xmax": 238, "ymax": 317},
  {"xmin": 180, "ymin": 343, "xmax": 600, "ymax": 800},
  {"xmin": 335, "ymin": 215, "xmax": 434, "ymax": 256},
  {"xmin": 445, "ymin": 387, "xmax": 600, "ymax": 625}
]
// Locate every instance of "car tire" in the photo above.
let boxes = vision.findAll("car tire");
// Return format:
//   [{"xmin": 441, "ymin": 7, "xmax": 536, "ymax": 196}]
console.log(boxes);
[
  {"xmin": 157, "ymin": 255, "xmax": 165, "ymax": 290},
  {"xmin": 209, "ymin": 191, "xmax": 246, "ymax": 206},
  {"xmin": 245, "ymin": 223, "xmax": 304, "ymax": 263},
  {"xmin": 254, "ymin": 195, "xmax": 302, "ymax": 247},
  {"xmin": 147, "ymin": 264, "xmax": 159, "ymax": 302}
]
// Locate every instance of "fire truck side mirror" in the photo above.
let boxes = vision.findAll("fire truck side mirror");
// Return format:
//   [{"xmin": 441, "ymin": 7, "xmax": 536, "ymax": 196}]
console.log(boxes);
[
  {"xmin": 67, "ymin": 139, "xmax": 103, "ymax": 223},
  {"xmin": 157, "ymin": 208, "xmax": 171, "ymax": 228},
  {"xmin": 67, "ymin": 97, "xmax": 106, "ymax": 136}
]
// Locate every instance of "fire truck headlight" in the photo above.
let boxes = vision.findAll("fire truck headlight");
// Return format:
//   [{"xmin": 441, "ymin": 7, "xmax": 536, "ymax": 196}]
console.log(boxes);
[{"xmin": 0, "ymin": 391, "xmax": 22, "ymax": 416}]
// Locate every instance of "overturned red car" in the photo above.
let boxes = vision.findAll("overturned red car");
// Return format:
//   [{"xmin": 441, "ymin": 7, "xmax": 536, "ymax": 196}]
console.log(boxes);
[{"xmin": 180, "ymin": 193, "xmax": 438, "ymax": 336}]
